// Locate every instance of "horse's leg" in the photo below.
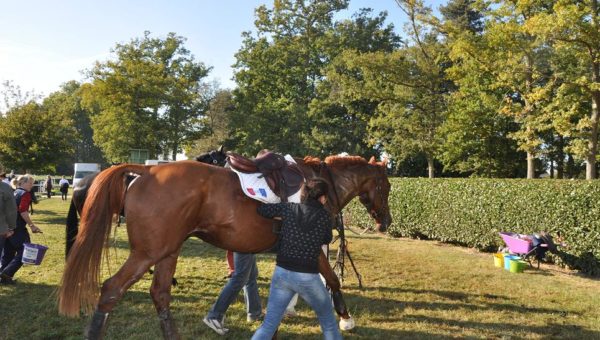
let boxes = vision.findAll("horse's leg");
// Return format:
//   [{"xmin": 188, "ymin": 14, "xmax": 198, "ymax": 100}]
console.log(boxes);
[
  {"xmin": 318, "ymin": 251, "xmax": 355, "ymax": 331},
  {"xmin": 86, "ymin": 253, "xmax": 155, "ymax": 340},
  {"xmin": 150, "ymin": 251, "xmax": 181, "ymax": 340}
]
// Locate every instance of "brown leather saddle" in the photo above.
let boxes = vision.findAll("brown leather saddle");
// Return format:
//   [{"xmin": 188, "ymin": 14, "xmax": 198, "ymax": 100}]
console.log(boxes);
[{"xmin": 227, "ymin": 151, "xmax": 304, "ymax": 202}]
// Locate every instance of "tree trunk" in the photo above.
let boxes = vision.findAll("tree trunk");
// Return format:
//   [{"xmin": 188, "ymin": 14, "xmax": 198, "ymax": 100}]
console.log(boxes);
[
  {"xmin": 588, "ymin": 2, "xmax": 599, "ymax": 179},
  {"xmin": 171, "ymin": 145, "xmax": 178, "ymax": 161},
  {"xmin": 566, "ymin": 154, "xmax": 575, "ymax": 179},
  {"xmin": 527, "ymin": 152, "xmax": 535, "ymax": 179},
  {"xmin": 557, "ymin": 135, "xmax": 564, "ymax": 179},
  {"xmin": 427, "ymin": 154, "xmax": 435, "ymax": 179}
]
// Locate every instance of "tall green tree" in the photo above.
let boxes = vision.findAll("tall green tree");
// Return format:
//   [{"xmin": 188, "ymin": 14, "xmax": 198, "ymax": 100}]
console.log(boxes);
[
  {"xmin": 83, "ymin": 32, "xmax": 211, "ymax": 162},
  {"xmin": 231, "ymin": 0, "xmax": 349, "ymax": 156},
  {"xmin": 324, "ymin": 0, "xmax": 449, "ymax": 178},
  {"xmin": 307, "ymin": 9, "xmax": 401, "ymax": 156},
  {"xmin": 44, "ymin": 81, "xmax": 105, "ymax": 173},
  {"xmin": 436, "ymin": 0, "xmax": 527, "ymax": 177},
  {"xmin": 527, "ymin": 0, "xmax": 600, "ymax": 179},
  {"xmin": 443, "ymin": 0, "xmax": 555, "ymax": 178},
  {"xmin": 0, "ymin": 102, "xmax": 75, "ymax": 173}
]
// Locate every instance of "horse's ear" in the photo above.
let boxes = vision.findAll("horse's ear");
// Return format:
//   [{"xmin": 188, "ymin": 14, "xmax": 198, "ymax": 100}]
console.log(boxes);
[
  {"xmin": 368, "ymin": 156, "xmax": 376, "ymax": 164},
  {"xmin": 218, "ymin": 145, "xmax": 224, "ymax": 153}
]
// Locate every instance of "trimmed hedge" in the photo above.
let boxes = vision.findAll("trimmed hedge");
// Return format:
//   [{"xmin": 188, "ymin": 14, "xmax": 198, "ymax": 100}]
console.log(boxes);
[{"xmin": 345, "ymin": 178, "xmax": 600, "ymax": 276}]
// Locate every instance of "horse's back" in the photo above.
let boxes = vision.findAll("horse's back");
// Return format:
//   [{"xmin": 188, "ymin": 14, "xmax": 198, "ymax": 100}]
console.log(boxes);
[{"xmin": 124, "ymin": 160, "xmax": 277, "ymax": 253}]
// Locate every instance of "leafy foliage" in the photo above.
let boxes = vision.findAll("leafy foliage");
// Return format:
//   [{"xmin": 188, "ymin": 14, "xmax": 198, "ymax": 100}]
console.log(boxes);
[
  {"xmin": 0, "ymin": 102, "xmax": 75, "ymax": 173},
  {"xmin": 43, "ymin": 81, "xmax": 106, "ymax": 173},
  {"xmin": 346, "ymin": 177, "xmax": 600, "ymax": 275},
  {"xmin": 82, "ymin": 32, "xmax": 211, "ymax": 162}
]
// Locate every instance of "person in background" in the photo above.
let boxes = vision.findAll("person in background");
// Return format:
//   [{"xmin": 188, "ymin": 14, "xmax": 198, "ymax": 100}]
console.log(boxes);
[
  {"xmin": 253, "ymin": 178, "xmax": 342, "ymax": 340},
  {"xmin": 203, "ymin": 249, "xmax": 263, "ymax": 335},
  {"xmin": 44, "ymin": 175, "xmax": 53, "ymax": 198},
  {"xmin": 59, "ymin": 176, "xmax": 69, "ymax": 201},
  {"xmin": 0, "ymin": 177, "xmax": 17, "ymax": 279},
  {"xmin": 0, "ymin": 175, "xmax": 43, "ymax": 284},
  {"xmin": 0, "ymin": 172, "xmax": 10, "ymax": 184}
]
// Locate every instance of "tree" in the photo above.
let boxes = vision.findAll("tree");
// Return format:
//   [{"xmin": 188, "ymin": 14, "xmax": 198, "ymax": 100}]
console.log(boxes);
[
  {"xmin": 186, "ymin": 88, "xmax": 234, "ymax": 157},
  {"xmin": 44, "ymin": 81, "xmax": 105, "ymax": 173},
  {"xmin": 439, "ymin": 0, "xmax": 484, "ymax": 34},
  {"xmin": 0, "ymin": 102, "xmax": 75, "ymax": 173},
  {"xmin": 231, "ymin": 0, "xmax": 349, "ymax": 156},
  {"xmin": 442, "ymin": 0, "xmax": 555, "ymax": 178},
  {"xmin": 307, "ymin": 8, "xmax": 401, "ymax": 157},
  {"xmin": 324, "ymin": 0, "xmax": 449, "ymax": 178},
  {"xmin": 527, "ymin": 0, "xmax": 600, "ymax": 179},
  {"xmin": 83, "ymin": 32, "xmax": 211, "ymax": 162}
]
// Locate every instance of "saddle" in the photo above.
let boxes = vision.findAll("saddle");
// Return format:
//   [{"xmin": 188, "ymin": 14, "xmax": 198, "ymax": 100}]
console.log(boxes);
[{"xmin": 227, "ymin": 151, "xmax": 304, "ymax": 202}]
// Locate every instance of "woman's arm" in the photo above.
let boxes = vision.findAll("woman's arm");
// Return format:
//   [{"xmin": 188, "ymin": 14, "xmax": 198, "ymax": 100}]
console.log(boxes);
[
  {"xmin": 257, "ymin": 203, "xmax": 285, "ymax": 219},
  {"xmin": 20, "ymin": 211, "xmax": 42, "ymax": 233}
]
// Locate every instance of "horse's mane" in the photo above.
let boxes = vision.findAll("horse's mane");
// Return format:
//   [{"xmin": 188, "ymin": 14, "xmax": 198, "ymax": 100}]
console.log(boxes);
[{"xmin": 303, "ymin": 155, "xmax": 368, "ymax": 168}]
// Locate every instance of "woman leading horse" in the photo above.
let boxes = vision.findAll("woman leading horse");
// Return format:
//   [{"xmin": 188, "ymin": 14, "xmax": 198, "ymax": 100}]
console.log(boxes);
[{"xmin": 59, "ymin": 155, "xmax": 391, "ymax": 339}]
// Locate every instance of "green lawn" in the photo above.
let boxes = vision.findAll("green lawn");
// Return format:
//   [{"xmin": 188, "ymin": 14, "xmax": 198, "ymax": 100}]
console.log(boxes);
[{"xmin": 1, "ymin": 197, "xmax": 599, "ymax": 339}]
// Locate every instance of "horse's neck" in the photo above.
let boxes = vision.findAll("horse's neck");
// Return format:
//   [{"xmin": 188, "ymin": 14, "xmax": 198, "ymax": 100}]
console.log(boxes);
[{"xmin": 327, "ymin": 167, "xmax": 362, "ymax": 213}]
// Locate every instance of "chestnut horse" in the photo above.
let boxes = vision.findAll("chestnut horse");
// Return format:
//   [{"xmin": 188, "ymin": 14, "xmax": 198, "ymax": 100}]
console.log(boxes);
[{"xmin": 58, "ymin": 155, "xmax": 391, "ymax": 339}]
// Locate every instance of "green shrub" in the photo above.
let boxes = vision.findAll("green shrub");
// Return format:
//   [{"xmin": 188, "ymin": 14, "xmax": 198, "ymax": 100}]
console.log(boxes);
[{"xmin": 345, "ymin": 178, "xmax": 600, "ymax": 276}]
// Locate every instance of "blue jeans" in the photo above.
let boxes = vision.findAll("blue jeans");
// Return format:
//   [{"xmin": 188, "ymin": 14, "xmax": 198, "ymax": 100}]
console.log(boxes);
[
  {"xmin": 207, "ymin": 252, "xmax": 261, "ymax": 320},
  {"xmin": 0, "ymin": 227, "xmax": 30, "ymax": 278},
  {"xmin": 0, "ymin": 234, "xmax": 5, "ymax": 262},
  {"xmin": 252, "ymin": 266, "xmax": 342, "ymax": 340}
]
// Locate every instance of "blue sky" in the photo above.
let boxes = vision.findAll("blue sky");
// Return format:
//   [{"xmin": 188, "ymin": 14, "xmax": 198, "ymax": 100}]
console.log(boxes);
[{"xmin": 0, "ymin": 0, "xmax": 445, "ymax": 96}]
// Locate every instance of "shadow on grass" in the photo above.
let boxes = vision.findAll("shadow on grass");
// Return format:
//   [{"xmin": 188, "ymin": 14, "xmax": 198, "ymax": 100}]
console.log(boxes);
[
  {"xmin": 1, "ymin": 278, "xmax": 597, "ymax": 339},
  {"xmin": 400, "ymin": 315, "xmax": 600, "ymax": 339},
  {"xmin": 353, "ymin": 286, "xmax": 578, "ymax": 316}
]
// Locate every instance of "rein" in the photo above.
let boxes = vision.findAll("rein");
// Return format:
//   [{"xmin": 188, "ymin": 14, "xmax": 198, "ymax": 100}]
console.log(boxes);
[{"xmin": 319, "ymin": 161, "xmax": 344, "ymax": 221}]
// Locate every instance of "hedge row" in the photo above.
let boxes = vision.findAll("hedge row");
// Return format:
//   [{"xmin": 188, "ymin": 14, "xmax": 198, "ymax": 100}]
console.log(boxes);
[{"xmin": 344, "ymin": 178, "xmax": 600, "ymax": 276}]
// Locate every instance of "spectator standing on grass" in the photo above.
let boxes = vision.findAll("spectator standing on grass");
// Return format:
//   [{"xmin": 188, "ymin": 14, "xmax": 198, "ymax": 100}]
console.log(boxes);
[
  {"xmin": 44, "ymin": 175, "xmax": 53, "ymax": 198},
  {"xmin": 0, "ymin": 177, "xmax": 17, "ymax": 268},
  {"xmin": 0, "ymin": 175, "xmax": 43, "ymax": 285},
  {"xmin": 59, "ymin": 176, "xmax": 69, "ymax": 201},
  {"xmin": 1, "ymin": 172, "xmax": 10, "ymax": 184}
]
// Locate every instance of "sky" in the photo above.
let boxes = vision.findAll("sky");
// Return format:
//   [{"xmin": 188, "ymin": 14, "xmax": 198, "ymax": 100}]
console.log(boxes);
[{"xmin": 0, "ymin": 0, "xmax": 445, "ymax": 97}]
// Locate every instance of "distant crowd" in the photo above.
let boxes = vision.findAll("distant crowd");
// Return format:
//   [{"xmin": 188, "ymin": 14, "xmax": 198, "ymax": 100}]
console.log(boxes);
[{"xmin": 0, "ymin": 171, "xmax": 70, "ymax": 285}]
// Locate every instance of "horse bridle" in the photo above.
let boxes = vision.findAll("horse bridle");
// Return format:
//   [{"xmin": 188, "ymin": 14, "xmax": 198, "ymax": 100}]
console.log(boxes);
[{"xmin": 365, "ymin": 170, "xmax": 387, "ymax": 220}]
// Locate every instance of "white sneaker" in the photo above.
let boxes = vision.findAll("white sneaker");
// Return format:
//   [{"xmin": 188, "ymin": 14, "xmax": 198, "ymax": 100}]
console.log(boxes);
[
  {"xmin": 203, "ymin": 316, "xmax": 229, "ymax": 335},
  {"xmin": 284, "ymin": 308, "xmax": 297, "ymax": 318}
]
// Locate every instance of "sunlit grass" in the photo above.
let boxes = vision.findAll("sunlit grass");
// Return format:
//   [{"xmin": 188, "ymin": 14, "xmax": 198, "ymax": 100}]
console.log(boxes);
[{"xmin": 0, "ymin": 197, "xmax": 599, "ymax": 339}]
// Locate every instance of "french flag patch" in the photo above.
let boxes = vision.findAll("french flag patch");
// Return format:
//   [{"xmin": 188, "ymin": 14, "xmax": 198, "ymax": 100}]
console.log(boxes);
[
  {"xmin": 247, "ymin": 188, "xmax": 256, "ymax": 195},
  {"xmin": 258, "ymin": 188, "xmax": 267, "ymax": 197}
]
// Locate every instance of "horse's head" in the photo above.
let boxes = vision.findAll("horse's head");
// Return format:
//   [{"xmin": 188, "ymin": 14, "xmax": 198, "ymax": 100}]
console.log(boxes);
[
  {"xmin": 358, "ymin": 156, "xmax": 392, "ymax": 233},
  {"xmin": 195, "ymin": 145, "xmax": 228, "ymax": 166}
]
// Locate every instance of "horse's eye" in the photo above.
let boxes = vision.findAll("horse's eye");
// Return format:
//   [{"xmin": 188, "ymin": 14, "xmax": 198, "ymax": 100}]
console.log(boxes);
[{"xmin": 213, "ymin": 160, "xmax": 218, "ymax": 164}]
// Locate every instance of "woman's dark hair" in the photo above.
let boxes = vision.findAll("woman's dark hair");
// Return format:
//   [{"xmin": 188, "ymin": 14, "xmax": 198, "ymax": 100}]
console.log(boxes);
[{"xmin": 304, "ymin": 178, "xmax": 329, "ymax": 201}]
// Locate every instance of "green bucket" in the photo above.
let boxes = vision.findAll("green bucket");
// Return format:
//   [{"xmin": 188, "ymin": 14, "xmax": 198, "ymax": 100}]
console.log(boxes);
[{"xmin": 509, "ymin": 259, "xmax": 527, "ymax": 273}]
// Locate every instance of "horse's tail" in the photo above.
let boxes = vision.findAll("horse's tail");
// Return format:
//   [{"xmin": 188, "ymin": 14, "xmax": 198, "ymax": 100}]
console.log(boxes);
[
  {"xmin": 65, "ymin": 198, "xmax": 79, "ymax": 259},
  {"xmin": 58, "ymin": 164, "xmax": 149, "ymax": 317}
]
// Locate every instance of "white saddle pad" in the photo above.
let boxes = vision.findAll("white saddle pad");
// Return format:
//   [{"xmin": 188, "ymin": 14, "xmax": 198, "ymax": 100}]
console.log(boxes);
[{"xmin": 231, "ymin": 154, "xmax": 302, "ymax": 204}]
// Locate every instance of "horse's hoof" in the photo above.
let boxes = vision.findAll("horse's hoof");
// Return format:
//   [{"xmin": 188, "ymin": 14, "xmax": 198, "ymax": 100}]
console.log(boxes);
[{"xmin": 339, "ymin": 316, "xmax": 355, "ymax": 331}]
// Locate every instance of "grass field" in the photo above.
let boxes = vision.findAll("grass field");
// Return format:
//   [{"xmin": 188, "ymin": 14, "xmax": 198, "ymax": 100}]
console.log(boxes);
[{"xmin": 1, "ymin": 196, "xmax": 599, "ymax": 339}]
